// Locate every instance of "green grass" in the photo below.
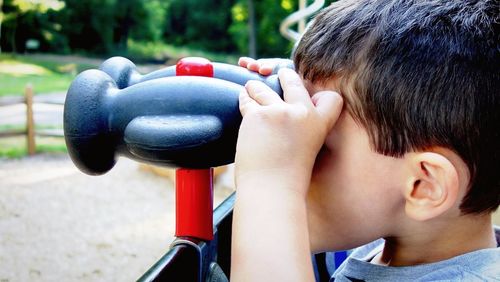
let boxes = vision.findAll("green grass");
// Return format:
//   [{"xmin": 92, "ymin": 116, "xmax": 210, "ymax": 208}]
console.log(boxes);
[
  {"xmin": 0, "ymin": 124, "xmax": 66, "ymax": 158},
  {"xmin": 0, "ymin": 53, "xmax": 97, "ymax": 97},
  {"xmin": 0, "ymin": 44, "xmax": 240, "ymax": 97},
  {"xmin": 0, "ymin": 136, "xmax": 67, "ymax": 158},
  {"xmin": 0, "ymin": 143, "xmax": 67, "ymax": 158},
  {"xmin": 0, "ymin": 124, "xmax": 62, "ymax": 131},
  {"xmin": 0, "ymin": 74, "xmax": 74, "ymax": 96},
  {"xmin": 0, "ymin": 53, "xmax": 97, "ymax": 74}
]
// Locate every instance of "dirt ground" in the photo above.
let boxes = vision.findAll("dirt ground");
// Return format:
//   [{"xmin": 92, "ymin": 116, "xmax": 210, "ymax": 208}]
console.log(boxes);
[
  {"xmin": 1, "ymin": 153, "xmax": 499, "ymax": 282},
  {"xmin": 0, "ymin": 153, "xmax": 233, "ymax": 282}
]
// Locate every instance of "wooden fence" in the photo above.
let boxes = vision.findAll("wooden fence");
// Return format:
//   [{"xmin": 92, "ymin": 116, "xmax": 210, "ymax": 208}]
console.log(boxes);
[{"xmin": 0, "ymin": 84, "xmax": 64, "ymax": 155}]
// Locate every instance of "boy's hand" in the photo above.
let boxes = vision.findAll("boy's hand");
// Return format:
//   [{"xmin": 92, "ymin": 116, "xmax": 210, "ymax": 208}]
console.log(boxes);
[
  {"xmin": 238, "ymin": 57, "xmax": 293, "ymax": 76},
  {"xmin": 235, "ymin": 68, "xmax": 343, "ymax": 197},
  {"xmin": 231, "ymin": 69, "xmax": 342, "ymax": 281}
]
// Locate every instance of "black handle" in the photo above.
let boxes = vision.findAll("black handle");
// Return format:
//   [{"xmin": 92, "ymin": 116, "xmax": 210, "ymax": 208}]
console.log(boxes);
[{"xmin": 64, "ymin": 65, "xmax": 284, "ymax": 175}]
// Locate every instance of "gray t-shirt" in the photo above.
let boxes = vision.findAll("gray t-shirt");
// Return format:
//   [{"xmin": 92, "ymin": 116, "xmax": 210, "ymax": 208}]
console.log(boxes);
[{"xmin": 330, "ymin": 227, "xmax": 500, "ymax": 281}]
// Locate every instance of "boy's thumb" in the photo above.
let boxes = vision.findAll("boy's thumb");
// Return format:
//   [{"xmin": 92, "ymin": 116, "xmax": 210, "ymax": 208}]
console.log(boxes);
[{"xmin": 312, "ymin": 91, "xmax": 343, "ymax": 129}]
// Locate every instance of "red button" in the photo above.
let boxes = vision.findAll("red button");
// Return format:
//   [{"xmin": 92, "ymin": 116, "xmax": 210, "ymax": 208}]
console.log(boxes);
[{"xmin": 176, "ymin": 57, "xmax": 214, "ymax": 77}]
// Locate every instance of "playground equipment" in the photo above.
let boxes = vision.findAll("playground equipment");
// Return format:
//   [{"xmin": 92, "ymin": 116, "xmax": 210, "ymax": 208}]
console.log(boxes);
[
  {"xmin": 65, "ymin": 56, "xmax": 343, "ymax": 281},
  {"xmin": 64, "ymin": 57, "xmax": 280, "ymax": 281},
  {"xmin": 280, "ymin": 0, "xmax": 325, "ymax": 42},
  {"xmin": 64, "ymin": 57, "xmax": 283, "ymax": 175}
]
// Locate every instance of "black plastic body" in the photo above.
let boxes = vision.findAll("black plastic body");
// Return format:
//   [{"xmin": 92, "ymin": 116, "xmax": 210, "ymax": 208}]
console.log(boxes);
[{"xmin": 64, "ymin": 58, "xmax": 284, "ymax": 175}]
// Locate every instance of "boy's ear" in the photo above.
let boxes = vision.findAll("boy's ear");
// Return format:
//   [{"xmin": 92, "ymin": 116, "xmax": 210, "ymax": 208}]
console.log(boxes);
[{"xmin": 404, "ymin": 152, "xmax": 460, "ymax": 221}]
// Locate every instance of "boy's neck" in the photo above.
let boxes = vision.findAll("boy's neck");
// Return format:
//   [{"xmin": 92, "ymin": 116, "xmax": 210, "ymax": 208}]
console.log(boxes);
[{"xmin": 372, "ymin": 213, "xmax": 497, "ymax": 266}]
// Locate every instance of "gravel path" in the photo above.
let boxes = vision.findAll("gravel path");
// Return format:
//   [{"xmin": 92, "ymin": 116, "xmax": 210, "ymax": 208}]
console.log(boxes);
[{"xmin": 0, "ymin": 153, "xmax": 232, "ymax": 282}]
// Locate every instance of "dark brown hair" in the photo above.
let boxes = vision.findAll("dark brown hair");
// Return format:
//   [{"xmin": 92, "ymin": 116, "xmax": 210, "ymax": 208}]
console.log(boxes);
[{"xmin": 294, "ymin": 0, "xmax": 499, "ymax": 214}]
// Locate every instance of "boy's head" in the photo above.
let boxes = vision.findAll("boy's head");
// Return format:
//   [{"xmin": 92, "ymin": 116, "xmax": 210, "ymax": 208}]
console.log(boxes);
[{"xmin": 294, "ymin": 0, "xmax": 499, "ymax": 250}]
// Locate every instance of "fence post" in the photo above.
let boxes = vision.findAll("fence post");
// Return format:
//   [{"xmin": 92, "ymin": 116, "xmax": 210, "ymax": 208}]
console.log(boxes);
[{"xmin": 25, "ymin": 84, "xmax": 36, "ymax": 155}]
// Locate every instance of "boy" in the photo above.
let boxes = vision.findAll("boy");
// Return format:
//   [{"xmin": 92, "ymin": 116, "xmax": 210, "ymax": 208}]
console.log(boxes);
[{"xmin": 231, "ymin": 0, "xmax": 499, "ymax": 281}]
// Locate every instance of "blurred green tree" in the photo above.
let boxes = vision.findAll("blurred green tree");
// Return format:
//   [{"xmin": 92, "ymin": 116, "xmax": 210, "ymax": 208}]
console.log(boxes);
[
  {"xmin": 229, "ymin": 0, "xmax": 338, "ymax": 58},
  {"xmin": 0, "ymin": 0, "xmax": 337, "ymax": 58},
  {"xmin": 0, "ymin": 0, "xmax": 3, "ymax": 53},
  {"xmin": 0, "ymin": 0, "xmax": 65, "ymax": 52},
  {"xmin": 229, "ymin": 0, "xmax": 297, "ymax": 57},
  {"xmin": 163, "ymin": 0, "xmax": 236, "ymax": 53},
  {"xmin": 59, "ymin": 0, "xmax": 166, "ymax": 54},
  {"xmin": 1, "ymin": 0, "xmax": 167, "ymax": 54},
  {"xmin": 113, "ymin": 0, "xmax": 167, "ymax": 51}
]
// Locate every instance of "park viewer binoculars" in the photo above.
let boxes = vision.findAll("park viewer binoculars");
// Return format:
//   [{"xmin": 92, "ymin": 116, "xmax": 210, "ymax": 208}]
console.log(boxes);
[{"xmin": 64, "ymin": 56, "xmax": 288, "ymax": 175}]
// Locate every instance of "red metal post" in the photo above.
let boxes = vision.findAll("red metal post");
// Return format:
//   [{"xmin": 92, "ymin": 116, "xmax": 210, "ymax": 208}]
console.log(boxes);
[
  {"xmin": 175, "ymin": 168, "xmax": 214, "ymax": 241},
  {"xmin": 174, "ymin": 57, "xmax": 215, "ymax": 241}
]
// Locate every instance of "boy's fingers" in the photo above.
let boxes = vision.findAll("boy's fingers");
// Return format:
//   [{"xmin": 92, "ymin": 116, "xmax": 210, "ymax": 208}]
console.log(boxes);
[
  {"xmin": 238, "ymin": 57, "xmax": 261, "ymax": 72},
  {"xmin": 246, "ymin": 62, "xmax": 260, "ymax": 72},
  {"xmin": 245, "ymin": 80, "xmax": 282, "ymax": 106},
  {"xmin": 239, "ymin": 90, "xmax": 259, "ymax": 116},
  {"xmin": 278, "ymin": 68, "xmax": 313, "ymax": 106},
  {"xmin": 312, "ymin": 91, "xmax": 344, "ymax": 129},
  {"xmin": 258, "ymin": 64, "xmax": 274, "ymax": 76},
  {"xmin": 238, "ymin": 57, "xmax": 255, "ymax": 68}
]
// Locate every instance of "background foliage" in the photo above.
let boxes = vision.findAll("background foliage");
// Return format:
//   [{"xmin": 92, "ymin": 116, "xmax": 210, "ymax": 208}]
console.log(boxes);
[{"xmin": 1, "ymin": 0, "xmax": 337, "ymax": 60}]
